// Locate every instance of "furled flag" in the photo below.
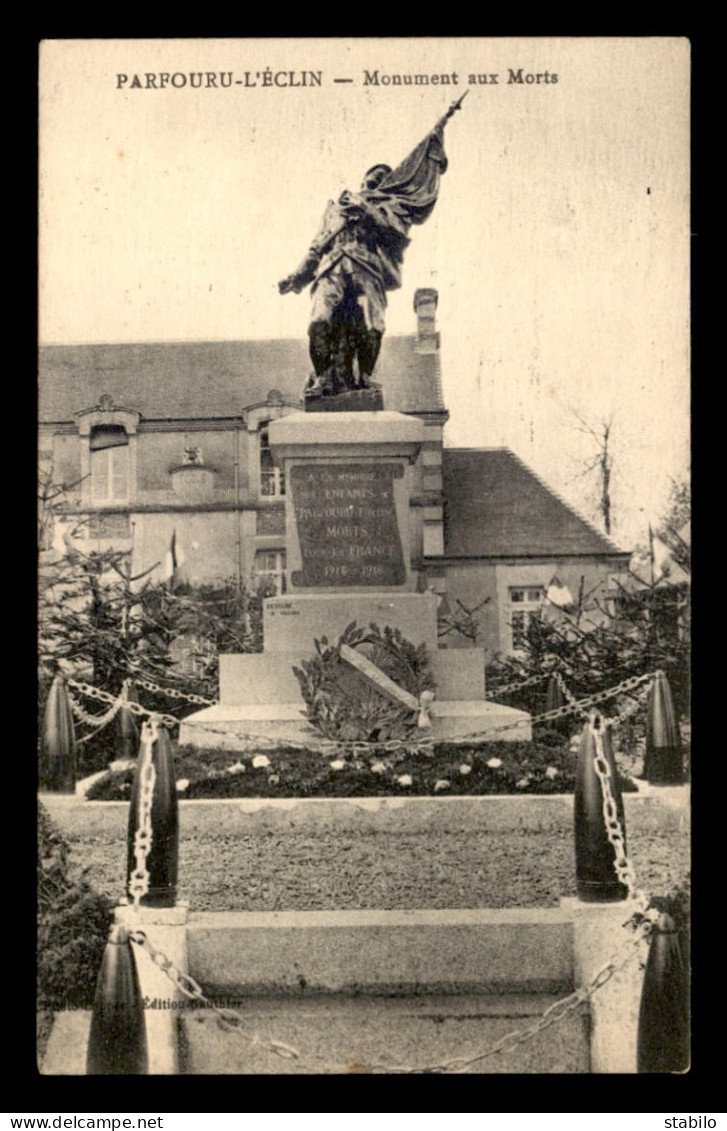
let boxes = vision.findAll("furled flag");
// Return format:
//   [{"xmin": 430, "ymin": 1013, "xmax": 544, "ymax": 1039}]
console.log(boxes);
[
  {"xmin": 546, "ymin": 576, "xmax": 575, "ymax": 611},
  {"xmin": 376, "ymin": 91, "xmax": 466, "ymax": 223},
  {"xmin": 376, "ymin": 122, "xmax": 450, "ymax": 226},
  {"xmin": 162, "ymin": 528, "xmax": 185, "ymax": 587}
]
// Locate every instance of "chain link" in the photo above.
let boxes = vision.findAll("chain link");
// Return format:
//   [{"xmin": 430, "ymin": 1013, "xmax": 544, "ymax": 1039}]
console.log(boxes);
[
  {"xmin": 342, "ymin": 906, "xmax": 660, "ymax": 1074},
  {"xmin": 590, "ymin": 715, "xmax": 641, "ymax": 899},
  {"xmin": 603, "ymin": 679, "xmax": 655, "ymax": 727},
  {"xmin": 127, "ymin": 929, "xmax": 301, "ymax": 1064},
  {"xmin": 450, "ymin": 669, "xmax": 659, "ymax": 746},
  {"xmin": 130, "ymin": 673, "xmax": 217, "ymax": 707},
  {"xmin": 67, "ymin": 677, "xmax": 179, "ymax": 730},
  {"xmin": 67, "ymin": 686, "xmax": 123, "ymax": 730},
  {"xmin": 487, "ymin": 671, "xmax": 550, "ymax": 697},
  {"xmin": 128, "ymin": 720, "xmax": 157, "ymax": 908}
]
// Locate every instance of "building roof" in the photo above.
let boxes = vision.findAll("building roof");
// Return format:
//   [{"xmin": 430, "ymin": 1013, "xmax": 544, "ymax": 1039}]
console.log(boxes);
[
  {"xmin": 38, "ymin": 336, "xmax": 444, "ymax": 422},
  {"xmin": 441, "ymin": 448, "xmax": 628, "ymax": 558}
]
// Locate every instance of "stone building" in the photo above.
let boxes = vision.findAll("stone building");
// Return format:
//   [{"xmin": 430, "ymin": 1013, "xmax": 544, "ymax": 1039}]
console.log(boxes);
[{"xmin": 38, "ymin": 288, "xmax": 629, "ymax": 660}]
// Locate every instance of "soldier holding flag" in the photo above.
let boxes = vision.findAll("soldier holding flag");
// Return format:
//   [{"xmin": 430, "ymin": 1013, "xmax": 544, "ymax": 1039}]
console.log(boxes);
[{"xmin": 279, "ymin": 94, "xmax": 466, "ymax": 399}]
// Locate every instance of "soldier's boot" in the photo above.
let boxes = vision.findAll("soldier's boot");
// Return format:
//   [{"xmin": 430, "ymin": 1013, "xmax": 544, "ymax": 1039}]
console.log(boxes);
[
  {"xmin": 307, "ymin": 321, "xmax": 334, "ymax": 397},
  {"xmin": 357, "ymin": 329, "xmax": 383, "ymax": 387}
]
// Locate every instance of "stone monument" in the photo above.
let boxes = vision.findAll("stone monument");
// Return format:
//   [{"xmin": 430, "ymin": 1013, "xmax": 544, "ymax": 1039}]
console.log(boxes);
[
  {"xmin": 180, "ymin": 96, "xmax": 530, "ymax": 748},
  {"xmin": 180, "ymin": 408, "xmax": 530, "ymax": 748}
]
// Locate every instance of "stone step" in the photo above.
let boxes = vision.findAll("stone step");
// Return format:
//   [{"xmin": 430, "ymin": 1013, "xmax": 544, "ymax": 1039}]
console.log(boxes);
[
  {"xmin": 179, "ymin": 991, "xmax": 590, "ymax": 1074},
  {"xmin": 179, "ymin": 699, "xmax": 531, "ymax": 749},
  {"xmin": 186, "ymin": 908, "xmax": 574, "ymax": 996}
]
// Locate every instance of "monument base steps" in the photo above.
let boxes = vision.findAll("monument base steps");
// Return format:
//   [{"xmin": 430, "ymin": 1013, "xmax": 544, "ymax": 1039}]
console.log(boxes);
[
  {"xmin": 181, "ymin": 907, "xmax": 588, "ymax": 1074},
  {"xmin": 179, "ymin": 991, "xmax": 589, "ymax": 1074},
  {"xmin": 179, "ymin": 699, "xmax": 532, "ymax": 750},
  {"xmin": 42, "ymin": 909, "xmax": 590, "ymax": 1075}
]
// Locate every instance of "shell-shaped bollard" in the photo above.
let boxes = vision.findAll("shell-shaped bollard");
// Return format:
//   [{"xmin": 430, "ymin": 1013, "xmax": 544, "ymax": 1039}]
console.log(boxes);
[
  {"xmin": 545, "ymin": 673, "xmax": 569, "ymax": 733},
  {"xmin": 637, "ymin": 912, "xmax": 690, "ymax": 1072},
  {"xmin": 645, "ymin": 671, "xmax": 683, "ymax": 784},
  {"xmin": 545, "ymin": 674, "xmax": 564, "ymax": 713},
  {"xmin": 126, "ymin": 721, "xmax": 179, "ymax": 908},
  {"xmin": 115, "ymin": 680, "xmax": 139, "ymax": 762},
  {"xmin": 574, "ymin": 714, "xmax": 629, "ymax": 902},
  {"xmin": 41, "ymin": 673, "xmax": 77, "ymax": 793},
  {"xmin": 86, "ymin": 924, "xmax": 148, "ymax": 1074}
]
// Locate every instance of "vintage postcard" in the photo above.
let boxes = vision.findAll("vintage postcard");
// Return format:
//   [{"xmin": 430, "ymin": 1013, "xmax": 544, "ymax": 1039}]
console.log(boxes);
[{"xmin": 38, "ymin": 37, "xmax": 690, "ymax": 1079}]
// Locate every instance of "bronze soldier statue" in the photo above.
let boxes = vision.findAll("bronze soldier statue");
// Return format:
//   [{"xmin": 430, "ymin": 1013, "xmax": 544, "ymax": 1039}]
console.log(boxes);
[{"xmin": 279, "ymin": 93, "xmax": 466, "ymax": 401}]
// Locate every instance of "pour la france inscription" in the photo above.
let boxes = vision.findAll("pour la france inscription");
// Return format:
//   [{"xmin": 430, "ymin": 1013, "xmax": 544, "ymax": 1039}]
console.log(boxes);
[{"xmin": 290, "ymin": 464, "xmax": 406, "ymax": 587}]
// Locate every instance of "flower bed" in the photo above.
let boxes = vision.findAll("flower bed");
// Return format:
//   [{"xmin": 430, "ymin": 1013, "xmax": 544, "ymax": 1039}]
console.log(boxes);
[{"xmin": 85, "ymin": 735, "xmax": 639, "ymax": 801}]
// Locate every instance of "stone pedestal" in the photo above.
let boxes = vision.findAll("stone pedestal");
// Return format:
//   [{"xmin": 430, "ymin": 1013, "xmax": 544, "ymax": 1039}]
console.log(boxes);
[
  {"xmin": 560, "ymin": 897, "xmax": 648, "ymax": 1073},
  {"xmin": 272, "ymin": 410, "xmax": 424, "ymax": 594},
  {"xmin": 115, "ymin": 902, "xmax": 190, "ymax": 1076},
  {"xmin": 181, "ymin": 410, "xmax": 530, "ymax": 748}
]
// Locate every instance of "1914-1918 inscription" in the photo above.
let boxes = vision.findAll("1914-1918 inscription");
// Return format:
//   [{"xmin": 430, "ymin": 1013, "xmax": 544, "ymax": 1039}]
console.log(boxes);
[{"xmin": 290, "ymin": 464, "xmax": 406, "ymax": 587}]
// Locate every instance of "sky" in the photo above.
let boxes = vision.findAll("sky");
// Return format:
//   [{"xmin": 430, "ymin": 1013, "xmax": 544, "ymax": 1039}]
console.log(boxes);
[{"xmin": 39, "ymin": 37, "xmax": 691, "ymax": 550}]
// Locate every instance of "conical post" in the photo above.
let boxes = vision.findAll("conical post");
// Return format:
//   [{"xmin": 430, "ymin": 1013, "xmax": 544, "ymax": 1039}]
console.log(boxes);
[
  {"xmin": 574, "ymin": 714, "xmax": 629, "ymax": 902},
  {"xmin": 41, "ymin": 673, "xmax": 77, "ymax": 793},
  {"xmin": 126, "ymin": 719, "xmax": 179, "ymax": 908},
  {"xmin": 544, "ymin": 672, "xmax": 570, "ymax": 735},
  {"xmin": 115, "ymin": 679, "xmax": 139, "ymax": 762},
  {"xmin": 86, "ymin": 924, "xmax": 147, "ymax": 1074},
  {"xmin": 545, "ymin": 673, "xmax": 565, "ymax": 714},
  {"xmin": 637, "ymin": 912, "xmax": 690, "ymax": 1072},
  {"xmin": 645, "ymin": 671, "xmax": 683, "ymax": 784}
]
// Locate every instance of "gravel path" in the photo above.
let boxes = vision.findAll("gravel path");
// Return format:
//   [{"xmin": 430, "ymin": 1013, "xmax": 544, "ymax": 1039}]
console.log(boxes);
[{"xmin": 69, "ymin": 822, "xmax": 689, "ymax": 912}]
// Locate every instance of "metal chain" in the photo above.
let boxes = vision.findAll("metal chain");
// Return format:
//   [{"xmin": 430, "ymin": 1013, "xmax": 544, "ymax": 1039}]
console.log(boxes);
[
  {"xmin": 67, "ymin": 686, "xmax": 123, "ymax": 729},
  {"xmin": 131, "ymin": 674, "xmax": 217, "ymax": 707},
  {"xmin": 488, "ymin": 672, "xmax": 550, "ymax": 697},
  {"xmin": 451, "ymin": 669, "xmax": 659, "ymax": 746},
  {"xmin": 365, "ymin": 913, "xmax": 658, "ymax": 1074},
  {"xmin": 127, "ymin": 908, "xmax": 657, "ymax": 1074},
  {"xmin": 590, "ymin": 715, "xmax": 640, "ymax": 899},
  {"xmin": 66, "ymin": 669, "xmax": 660, "ymax": 755},
  {"xmin": 127, "ymin": 929, "xmax": 301, "ymax": 1064},
  {"xmin": 177, "ymin": 669, "xmax": 661, "ymax": 752},
  {"xmin": 128, "ymin": 720, "xmax": 157, "ymax": 908},
  {"xmin": 553, "ymin": 669, "xmax": 583, "ymax": 711},
  {"xmin": 603, "ymin": 679, "xmax": 655, "ymax": 727},
  {"xmin": 67, "ymin": 677, "xmax": 178, "ymax": 730}
]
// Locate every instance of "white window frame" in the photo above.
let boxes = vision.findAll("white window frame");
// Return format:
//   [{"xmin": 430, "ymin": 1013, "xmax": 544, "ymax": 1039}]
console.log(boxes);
[
  {"xmin": 90, "ymin": 441, "xmax": 129, "ymax": 503},
  {"xmin": 508, "ymin": 585, "xmax": 545, "ymax": 651},
  {"xmin": 259, "ymin": 423, "xmax": 285, "ymax": 498},
  {"xmin": 254, "ymin": 548, "xmax": 287, "ymax": 594}
]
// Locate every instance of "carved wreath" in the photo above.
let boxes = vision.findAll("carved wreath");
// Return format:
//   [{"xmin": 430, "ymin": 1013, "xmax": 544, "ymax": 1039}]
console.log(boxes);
[{"xmin": 292, "ymin": 621, "xmax": 437, "ymax": 743}]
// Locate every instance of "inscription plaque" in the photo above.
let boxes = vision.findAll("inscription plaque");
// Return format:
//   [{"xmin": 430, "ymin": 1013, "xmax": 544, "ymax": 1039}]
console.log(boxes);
[{"xmin": 290, "ymin": 463, "xmax": 406, "ymax": 587}]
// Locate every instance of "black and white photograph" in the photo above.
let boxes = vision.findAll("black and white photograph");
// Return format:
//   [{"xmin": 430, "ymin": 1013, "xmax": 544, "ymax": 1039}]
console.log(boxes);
[{"xmin": 37, "ymin": 37, "xmax": 690, "ymax": 1078}]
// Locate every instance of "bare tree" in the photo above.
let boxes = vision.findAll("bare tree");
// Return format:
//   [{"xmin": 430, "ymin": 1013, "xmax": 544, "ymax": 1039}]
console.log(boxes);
[
  {"xmin": 657, "ymin": 476, "xmax": 691, "ymax": 574},
  {"xmin": 437, "ymin": 596, "xmax": 490, "ymax": 645},
  {"xmin": 568, "ymin": 409, "xmax": 614, "ymax": 535}
]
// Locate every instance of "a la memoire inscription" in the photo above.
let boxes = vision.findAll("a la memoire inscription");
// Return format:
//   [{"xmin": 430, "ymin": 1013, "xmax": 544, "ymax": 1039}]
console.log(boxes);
[{"xmin": 290, "ymin": 464, "xmax": 406, "ymax": 587}]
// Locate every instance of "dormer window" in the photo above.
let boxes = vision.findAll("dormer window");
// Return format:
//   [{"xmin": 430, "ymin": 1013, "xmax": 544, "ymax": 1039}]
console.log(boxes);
[
  {"xmin": 90, "ymin": 425, "xmax": 129, "ymax": 502},
  {"xmin": 259, "ymin": 422, "xmax": 285, "ymax": 498}
]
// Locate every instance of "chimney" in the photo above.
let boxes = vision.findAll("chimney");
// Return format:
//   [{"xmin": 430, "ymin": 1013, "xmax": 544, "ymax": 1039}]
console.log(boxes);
[{"xmin": 413, "ymin": 288, "xmax": 440, "ymax": 352}]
